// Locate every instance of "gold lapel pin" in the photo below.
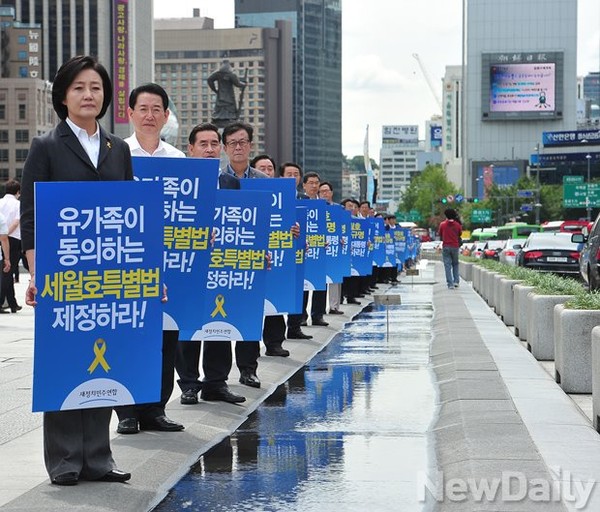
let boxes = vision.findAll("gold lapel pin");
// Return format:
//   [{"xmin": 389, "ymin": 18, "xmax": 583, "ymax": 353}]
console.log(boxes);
[{"xmin": 106, "ymin": 141, "xmax": 112, "ymax": 149}]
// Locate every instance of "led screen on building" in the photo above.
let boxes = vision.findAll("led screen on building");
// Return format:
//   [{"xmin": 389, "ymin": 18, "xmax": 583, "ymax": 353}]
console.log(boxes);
[{"xmin": 482, "ymin": 52, "xmax": 563, "ymax": 121}]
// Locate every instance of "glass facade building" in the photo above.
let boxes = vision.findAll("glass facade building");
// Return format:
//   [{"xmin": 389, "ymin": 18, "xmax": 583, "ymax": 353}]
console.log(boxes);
[{"xmin": 236, "ymin": 0, "xmax": 342, "ymax": 197}]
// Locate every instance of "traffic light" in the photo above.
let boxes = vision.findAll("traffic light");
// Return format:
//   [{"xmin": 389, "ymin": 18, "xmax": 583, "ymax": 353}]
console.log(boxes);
[
  {"xmin": 441, "ymin": 197, "xmax": 448, "ymax": 204},
  {"xmin": 466, "ymin": 197, "xmax": 480, "ymax": 203}
]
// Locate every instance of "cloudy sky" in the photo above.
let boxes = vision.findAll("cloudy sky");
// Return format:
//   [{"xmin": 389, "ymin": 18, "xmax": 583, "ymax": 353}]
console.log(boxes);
[{"xmin": 153, "ymin": 0, "xmax": 600, "ymax": 159}]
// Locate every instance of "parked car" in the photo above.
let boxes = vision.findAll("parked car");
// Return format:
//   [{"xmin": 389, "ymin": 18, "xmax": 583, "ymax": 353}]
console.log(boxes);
[
  {"xmin": 482, "ymin": 240, "xmax": 506, "ymax": 260},
  {"xmin": 471, "ymin": 241, "xmax": 487, "ymax": 259},
  {"xmin": 516, "ymin": 232, "xmax": 582, "ymax": 276},
  {"xmin": 572, "ymin": 213, "xmax": 600, "ymax": 290},
  {"xmin": 498, "ymin": 238, "xmax": 522, "ymax": 266}
]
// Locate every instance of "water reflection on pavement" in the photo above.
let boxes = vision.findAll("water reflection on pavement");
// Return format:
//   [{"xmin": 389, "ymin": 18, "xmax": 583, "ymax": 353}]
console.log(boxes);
[{"xmin": 156, "ymin": 283, "xmax": 435, "ymax": 512}]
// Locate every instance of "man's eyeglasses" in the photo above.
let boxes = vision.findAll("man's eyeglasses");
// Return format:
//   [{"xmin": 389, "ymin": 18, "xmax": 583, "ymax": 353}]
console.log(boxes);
[{"xmin": 225, "ymin": 139, "xmax": 250, "ymax": 148}]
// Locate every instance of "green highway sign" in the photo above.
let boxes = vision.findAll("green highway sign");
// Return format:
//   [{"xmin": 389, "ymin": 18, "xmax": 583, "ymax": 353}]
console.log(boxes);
[
  {"xmin": 563, "ymin": 183, "xmax": 600, "ymax": 208},
  {"xmin": 397, "ymin": 210, "xmax": 423, "ymax": 222},
  {"xmin": 563, "ymin": 175, "xmax": 584, "ymax": 184},
  {"xmin": 471, "ymin": 209, "xmax": 492, "ymax": 223}
]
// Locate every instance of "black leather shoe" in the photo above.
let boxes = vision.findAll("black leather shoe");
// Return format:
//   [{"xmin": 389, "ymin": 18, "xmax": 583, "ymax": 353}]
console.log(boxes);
[
  {"xmin": 201, "ymin": 386, "xmax": 246, "ymax": 403},
  {"xmin": 180, "ymin": 389, "xmax": 198, "ymax": 405},
  {"xmin": 311, "ymin": 318, "xmax": 329, "ymax": 327},
  {"xmin": 328, "ymin": 309, "xmax": 344, "ymax": 315},
  {"xmin": 265, "ymin": 346, "xmax": 290, "ymax": 357},
  {"xmin": 52, "ymin": 472, "xmax": 78, "ymax": 486},
  {"xmin": 346, "ymin": 298, "xmax": 361, "ymax": 305},
  {"xmin": 97, "ymin": 469, "xmax": 131, "ymax": 483},
  {"xmin": 10, "ymin": 305, "xmax": 22, "ymax": 313},
  {"xmin": 287, "ymin": 330, "xmax": 313, "ymax": 339},
  {"xmin": 239, "ymin": 371, "xmax": 261, "ymax": 388},
  {"xmin": 116, "ymin": 417, "xmax": 139, "ymax": 435},
  {"xmin": 139, "ymin": 415, "xmax": 184, "ymax": 432}
]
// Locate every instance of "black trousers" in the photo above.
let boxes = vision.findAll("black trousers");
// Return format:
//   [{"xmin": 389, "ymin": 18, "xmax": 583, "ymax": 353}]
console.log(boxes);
[
  {"xmin": 300, "ymin": 290, "xmax": 327, "ymax": 321},
  {"xmin": 115, "ymin": 330, "xmax": 178, "ymax": 421},
  {"xmin": 0, "ymin": 236, "xmax": 20, "ymax": 308},
  {"xmin": 176, "ymin": 339, "xmax": 231, "ymax": 392},
  {"xmin": 262, "ymin": 315, "xmax": 286, "ymax": 349}
]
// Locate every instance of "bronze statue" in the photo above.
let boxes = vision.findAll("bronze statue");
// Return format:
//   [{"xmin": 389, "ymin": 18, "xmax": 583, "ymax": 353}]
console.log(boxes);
[{"xmin": 207, "ymin": 60, "xmax": 247, "ymax": 128}]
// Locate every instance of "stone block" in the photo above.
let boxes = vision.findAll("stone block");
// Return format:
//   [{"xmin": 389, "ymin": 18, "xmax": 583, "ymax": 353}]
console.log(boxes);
[
  {"xmin": 554, "ymin": 304, "xmax": 600, "ymax": 393},
  {"xmin": 526, "ymin": 294, "xmax": 573, "ymax": 361}
]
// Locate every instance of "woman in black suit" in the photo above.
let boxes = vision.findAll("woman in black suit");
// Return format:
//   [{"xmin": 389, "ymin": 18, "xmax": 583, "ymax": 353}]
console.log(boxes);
[{"xmin": 20, "ymin": 56, "xmax": 132, "ymax": 486}]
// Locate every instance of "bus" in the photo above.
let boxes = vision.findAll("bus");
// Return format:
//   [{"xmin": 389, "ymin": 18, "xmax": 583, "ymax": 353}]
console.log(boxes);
[
  {"xmin": 495, "ymin": 223, "xmax": 541, "ymax": 240},
  {"xmin": 470, "ymin": 227, "xmax": 497, "ymax": 241}
]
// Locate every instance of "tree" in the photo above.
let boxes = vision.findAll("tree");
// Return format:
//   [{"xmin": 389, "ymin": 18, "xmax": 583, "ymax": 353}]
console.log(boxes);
[{"xmin": 398, "ymin": 164, "xmax": 457, "ymax": 228}]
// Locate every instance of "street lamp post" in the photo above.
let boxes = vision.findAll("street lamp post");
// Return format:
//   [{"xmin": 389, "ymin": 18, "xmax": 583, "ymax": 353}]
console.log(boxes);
[
  {"xmin": 535, "ymin": 143, "xmax": 541, "ymax": 225},
  {"xmin": 586, "ymin": 153, "xmax": 592, "ymax": 221}
]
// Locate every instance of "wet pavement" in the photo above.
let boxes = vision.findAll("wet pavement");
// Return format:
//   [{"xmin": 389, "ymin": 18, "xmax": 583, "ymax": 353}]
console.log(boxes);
[{"xmin": 155, "ymin": 281, "xmax": 436, "ymax": 512}]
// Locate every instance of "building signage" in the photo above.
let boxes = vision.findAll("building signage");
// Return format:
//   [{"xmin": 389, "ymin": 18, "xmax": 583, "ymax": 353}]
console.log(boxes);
[
  {"xmin": 382, "ymin": 125, "xmax": 419, "ymax": 145},
  {"xmin": 113, "ymin": 0, "xmax": 129, "ymax": 124},
  {"xmin": 542, "ymin": 130, "xmax": 600, "ymax": 148}
]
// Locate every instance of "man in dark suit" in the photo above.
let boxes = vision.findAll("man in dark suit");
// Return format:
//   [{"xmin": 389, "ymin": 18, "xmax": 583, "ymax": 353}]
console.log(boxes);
[
  {"xmin": 222, "ymin": 122, "xmax": 269, "ymax": 389},
  {"xmin": 281, "ymin": 162, "xmax": 313, "ymax": 340},
  {"xmin": 175, "ymin": 123, "xmax": 246, "ymax": 406}
]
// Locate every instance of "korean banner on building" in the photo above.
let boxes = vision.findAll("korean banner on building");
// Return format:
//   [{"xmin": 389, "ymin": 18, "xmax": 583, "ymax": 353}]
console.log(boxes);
[
  {"xmin": 325, "ymin": 205, "xmax": 351, "ymax": 284},
  {"xmin": 303, "ymin": 200, "xmax": 327, "ymax": 291},
  {"xmin": 201, "ymin": 189, "xmax": 270, "ymax": 342},
  {"xmin": 132, "ymin": 156, "xmax": 218, "ymax": 341},
  {"xmin": 240, "ymin": 178, "xmax": 297, "ymax": 315},
  {"xmin": 32, "ymin": 181, "xmax": 164, "ymax": 412}
]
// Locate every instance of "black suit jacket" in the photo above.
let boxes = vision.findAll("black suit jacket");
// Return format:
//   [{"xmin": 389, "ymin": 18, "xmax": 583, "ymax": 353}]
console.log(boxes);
[
  {"xmin": 20, "ymin": 120, "xmax": 133, "ymax": 251},
  {"xmin": 218, "ymin": 172, "xmax": 240, "ymax": 190}
]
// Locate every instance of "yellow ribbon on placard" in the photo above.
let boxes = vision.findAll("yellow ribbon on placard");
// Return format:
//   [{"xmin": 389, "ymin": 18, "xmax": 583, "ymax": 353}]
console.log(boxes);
[
  {"xmin": 210, "ymin": 294, "xmax": 227, "ymax": 318},
  {"xmin": 87, "ymin": 338, "xmax": 111, "ymax": 374}
]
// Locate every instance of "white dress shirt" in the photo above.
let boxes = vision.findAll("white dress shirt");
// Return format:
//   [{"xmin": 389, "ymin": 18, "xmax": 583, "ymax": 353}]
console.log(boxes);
[
  {"xmin": 124, "ymin": 133, "xmax": 185, "ymax": 158},
  {"xmin": 65, "ymin": 117, "xmax": 101, "ymax": 168},
  {"xmin": 0, "ymin": 193, "xmax": 20, "ymax": 239}
]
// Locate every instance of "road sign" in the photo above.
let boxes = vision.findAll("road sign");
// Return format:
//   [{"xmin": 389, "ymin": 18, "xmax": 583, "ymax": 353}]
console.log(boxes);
[
  {"xmin": 563, "ymin": 175, "xmax": 584, "ymax": 184},
  {"xmin": 471, "ymin": 209, "xmax": 492, "ymax": 223},
  {"xmin": 563, "ymin": 183, "xmax": 600, "ymax": 208},
  {"xmin": 520, "ymin": 204, "xmax": 533, "ymax": 212},
  {"xmin": 455, "ymin": 194, "xmax": 464, "ymax": 203},
  {"xmin": 517, "ymin": 190, "xmax": 535, "ymax": 198},
  {"xmin": 408, "ymin": 209, "xmax": 422, "ymax": 222},
  {"xmin": 446, "ymin": 194, "xmax": 454, "ymax": 203}
]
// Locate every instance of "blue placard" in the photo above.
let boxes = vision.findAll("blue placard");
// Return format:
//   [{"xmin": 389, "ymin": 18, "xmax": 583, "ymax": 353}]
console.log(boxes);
[
  {"xmin": 325, "ymin": 205, "xmax": 351, "ymax": 284},
  {"xmin": 350, "ymin": 218, "xmax": 372, "ymax": 276},
  {"xmin": 371, "ymin": 217, "xmax": 387, "ymax": 267},
  {"xmin": 200, "ymin": 189, "xmax": 270, "ymax": 342},
  {"xmin": 292, "ymin": 207, "xmax": 307, "ymax": 314},
  {"xmin": 383, "ymin": 228, "xmax": 396, "ymax": 268},
  {"xmin": 395, "ymin": 228, "xmax": 409, "ymax": 268},
  {"xmin": 303, "ymin": 200, "xmax": 327, "ymax": 291},
  {"xmin": 240, "ymin": 178, "xmax": 297, "ymax": 314},
  {"xmin": 132, "ymin": 157, "xmax": 219, "ymax": 340},
  {"xmin": 32, "ymin": 181, "xmax": 164, "ymax": 412}
]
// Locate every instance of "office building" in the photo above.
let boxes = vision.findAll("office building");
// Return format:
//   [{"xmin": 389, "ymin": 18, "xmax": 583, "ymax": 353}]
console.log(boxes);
[
  {"xmin": 154, "ymin": 14, "xmax": 293, "ymax": 162},
  {"xmin": 378, "ymin": 125, "xmax": 421, "ymax": 202},
  {"xmin": 235, "ymin": 0, "xmax": 342, "ymax": 196},
  {"xmin": 2, "ymin": 0, "xmax": 153, "ymax": 138},
  {"xmin": 464, "ymin": 0, "xmax": 577, "ymax": 194}
]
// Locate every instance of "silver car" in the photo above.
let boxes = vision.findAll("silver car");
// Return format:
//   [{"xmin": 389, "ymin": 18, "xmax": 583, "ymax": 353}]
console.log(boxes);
[{"xmin": 498, "ymin": 238, "xmax": 522, "ymax": 266}]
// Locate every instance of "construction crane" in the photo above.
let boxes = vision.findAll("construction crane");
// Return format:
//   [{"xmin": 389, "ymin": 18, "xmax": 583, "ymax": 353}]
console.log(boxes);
[{"xmin": 412, "ymin": 53, "xmax": 442, "ymax": 112}]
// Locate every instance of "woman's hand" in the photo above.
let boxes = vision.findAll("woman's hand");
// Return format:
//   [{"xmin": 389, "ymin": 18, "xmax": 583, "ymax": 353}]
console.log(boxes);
[{"xmin": 25, "ymin": 275, "xmax": 37, "ymax": 307}]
